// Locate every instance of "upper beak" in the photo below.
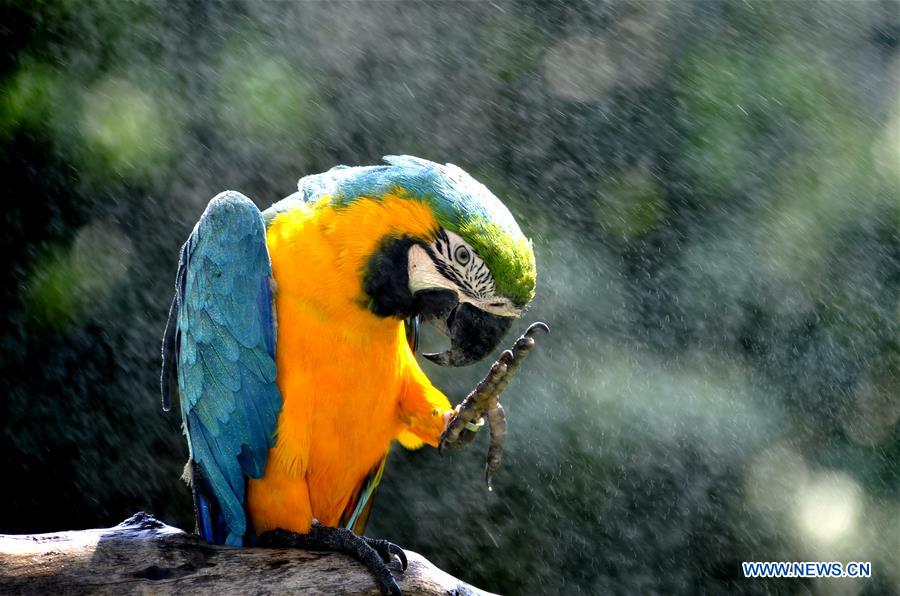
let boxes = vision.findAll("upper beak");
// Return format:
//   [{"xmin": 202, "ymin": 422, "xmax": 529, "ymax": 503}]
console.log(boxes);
[{"xmin": 421, "ymin": 300, "xmax": 514, "ymax": 367}]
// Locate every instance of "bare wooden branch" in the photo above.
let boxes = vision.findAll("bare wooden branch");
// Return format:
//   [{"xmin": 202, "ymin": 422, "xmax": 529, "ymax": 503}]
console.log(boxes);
[{"xmin": 0, "ymin": 513, "xmax": 496, "ymax": 596}]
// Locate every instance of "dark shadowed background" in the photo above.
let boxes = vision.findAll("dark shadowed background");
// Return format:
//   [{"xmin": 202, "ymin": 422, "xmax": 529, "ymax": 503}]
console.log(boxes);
[{"xmin": 2, "ymin": 1, "xmax": 898, "ymax": 594}]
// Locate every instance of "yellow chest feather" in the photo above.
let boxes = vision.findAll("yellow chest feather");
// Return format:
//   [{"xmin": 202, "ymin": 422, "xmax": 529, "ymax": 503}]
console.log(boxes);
[{"xmin": 247, "ymin": 195, "xmax": 441, "ymax": 531}]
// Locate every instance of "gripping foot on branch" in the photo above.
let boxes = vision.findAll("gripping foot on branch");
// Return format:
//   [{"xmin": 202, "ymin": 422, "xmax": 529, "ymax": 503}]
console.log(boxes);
[
  {"xmin": 439, "ymin": 321, "xmax": 550, "ymax": 490},
  {"xmin": 258, "ymin": 522, "xmax": 407, "ymax": 596}
]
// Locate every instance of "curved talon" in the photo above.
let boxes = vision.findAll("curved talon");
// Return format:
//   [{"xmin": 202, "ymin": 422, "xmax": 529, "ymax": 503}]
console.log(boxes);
[
  {"xmin": 395, "ymin": 548, "xmax": 408, "ymax": 571},
  {"xmin": 364, "ymin": 537, "xmax": 408, "ymax": 571},
  {"xmin": 392, "ymin": 543, "xmax": 408, "ymax": 572},
  {"xmin": 525, "ymin": 321, "xmax": 550, "ymax": 337}
]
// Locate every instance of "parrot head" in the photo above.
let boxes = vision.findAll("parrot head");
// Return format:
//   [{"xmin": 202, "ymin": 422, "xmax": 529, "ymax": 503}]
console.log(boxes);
[
  {"xmin": 407, "ymin": 221, "xmax": 532, "ymax": 367},
  {"xmin": 292, "ymin": 155, "xmax": 536, "ymax": 367}
]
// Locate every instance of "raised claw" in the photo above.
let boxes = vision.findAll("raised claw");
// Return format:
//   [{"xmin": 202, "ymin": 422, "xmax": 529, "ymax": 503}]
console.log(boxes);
[
  {"xmin": 525, "ymin": 321, "xmax": 550, "ymax": 337},
  {"xmin": 438, "ymin": 359, "xmax": 508, "ymax": 453},
  {"xmin": 439, "ymin": 321, "xmax": 549, "ymax": 489}
]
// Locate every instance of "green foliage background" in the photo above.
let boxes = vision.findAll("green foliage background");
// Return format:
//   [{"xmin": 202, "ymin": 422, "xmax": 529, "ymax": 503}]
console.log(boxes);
[{"xmin": 1, "ymin": 1, "xmax": 898, "ymax": 594}]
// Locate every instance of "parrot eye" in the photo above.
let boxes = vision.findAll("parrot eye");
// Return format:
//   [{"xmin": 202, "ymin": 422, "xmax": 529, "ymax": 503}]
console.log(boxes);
[{"xmin": 454, "ymin": 245, "xmax": 471, "ymax": 266}]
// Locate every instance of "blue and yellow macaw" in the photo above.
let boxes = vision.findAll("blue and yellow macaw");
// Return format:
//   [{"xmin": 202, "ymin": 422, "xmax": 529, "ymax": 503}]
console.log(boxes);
[{"xmin": 161, "ymin": 156, "xmax": 538, "ymax": 594}]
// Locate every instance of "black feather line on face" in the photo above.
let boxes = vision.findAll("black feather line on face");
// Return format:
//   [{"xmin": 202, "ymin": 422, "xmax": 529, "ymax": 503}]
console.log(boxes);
[
  {"xmin": 457, "ymin": 276, "xmax": 478, "ymax": 295},
  {"xmin": 433, "ymin": 229, "xmax": 451, "ymax": 260}
]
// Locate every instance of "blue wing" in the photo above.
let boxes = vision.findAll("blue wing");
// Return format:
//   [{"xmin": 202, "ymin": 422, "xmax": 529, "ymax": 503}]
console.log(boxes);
[{"xmin": 161, "ymin": 191, "xmax": 281, "ymax": 546}]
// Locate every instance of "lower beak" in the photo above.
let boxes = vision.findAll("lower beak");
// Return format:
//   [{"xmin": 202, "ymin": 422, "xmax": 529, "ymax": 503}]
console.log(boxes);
[{"xmin": 423, "ymin": 302, "xmax": 514, "ymax": 367}]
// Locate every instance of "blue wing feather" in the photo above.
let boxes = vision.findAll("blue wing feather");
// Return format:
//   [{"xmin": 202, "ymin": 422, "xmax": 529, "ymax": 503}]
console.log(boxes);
[{"xmin": 164, "ymin": 191, "xmax": 282, "ymax": 546}]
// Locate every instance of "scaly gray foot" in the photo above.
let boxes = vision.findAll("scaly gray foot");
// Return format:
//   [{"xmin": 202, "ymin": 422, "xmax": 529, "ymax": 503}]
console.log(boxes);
[
  {"xmin": 439, "ymin": 321, "xmax": 550, "ymax": 490},
  {"xmin": 258, "ymin": 522, "xmax": 407, "ymax": 595}
]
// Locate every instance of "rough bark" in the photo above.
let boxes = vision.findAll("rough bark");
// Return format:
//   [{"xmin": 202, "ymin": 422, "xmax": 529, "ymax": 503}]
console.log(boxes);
[{"xmin": 0, "ymin": 512, "xmax": 495, "ymax": 595}]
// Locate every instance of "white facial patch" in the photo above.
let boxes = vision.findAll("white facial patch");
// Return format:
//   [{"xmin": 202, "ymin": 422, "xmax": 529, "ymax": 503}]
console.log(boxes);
[
  {"xmin": 407, "ymin": 230, "xmax": 521, "ymax": 317},
  {"xmin": 408, "ymin": 244, "xmax": 456, "ymax": 294}
]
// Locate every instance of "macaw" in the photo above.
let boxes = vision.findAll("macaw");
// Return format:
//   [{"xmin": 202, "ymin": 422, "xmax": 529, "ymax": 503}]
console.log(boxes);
[{"xmin": 160, "ymin": 156, "xmax": 538, "ymax": 594}]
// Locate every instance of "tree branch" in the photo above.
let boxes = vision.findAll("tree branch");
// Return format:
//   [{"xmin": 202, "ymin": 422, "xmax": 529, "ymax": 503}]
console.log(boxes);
[{"xmin": 0, "ymin": 512, "xmax": 496, "ymax": 595}]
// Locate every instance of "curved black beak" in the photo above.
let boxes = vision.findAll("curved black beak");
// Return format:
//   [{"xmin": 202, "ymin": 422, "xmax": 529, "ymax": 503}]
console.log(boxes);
[{"xmin": 421, "ymin": 301, "xmax": 515, "ymax": 367}]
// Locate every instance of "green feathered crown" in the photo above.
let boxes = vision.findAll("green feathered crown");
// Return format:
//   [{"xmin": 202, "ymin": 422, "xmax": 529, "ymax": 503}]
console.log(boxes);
[{"xmin": 277, "ymin": 156, "xmax": 536, "ymax": 306}]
